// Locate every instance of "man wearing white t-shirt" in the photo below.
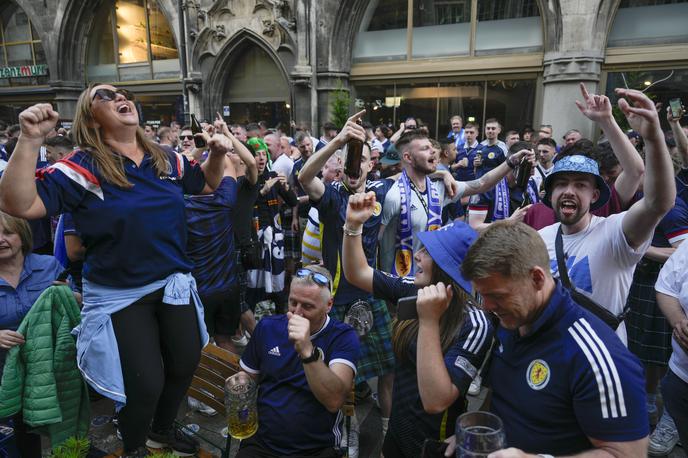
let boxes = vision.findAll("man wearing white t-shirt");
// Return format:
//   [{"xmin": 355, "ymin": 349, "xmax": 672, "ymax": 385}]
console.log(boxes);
[
  {"xmin": 655, "ymin": 241, "xmax": 688, "ymax": 449},
  {"xmin": 538, "ymin": 87, "xmax": 675, "ymax": 344},
  {"xmin": 380, "ymin": 131, "xmax": 533, "ymax": 275}
]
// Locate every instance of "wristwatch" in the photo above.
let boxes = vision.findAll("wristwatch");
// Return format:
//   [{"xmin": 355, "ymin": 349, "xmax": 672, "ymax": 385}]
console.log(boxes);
[{"xmin": 301, "ymin": 346, "xmax": 323, "ymax": 364}]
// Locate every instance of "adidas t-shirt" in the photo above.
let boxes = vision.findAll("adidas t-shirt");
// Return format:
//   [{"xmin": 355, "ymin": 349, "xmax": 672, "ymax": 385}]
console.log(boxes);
[
  {"xmin": 240, "ymin": 315, "xmax": 359, "ymax": 455},
  {"xmin": 538, "ymin": 213, "xmax": 651, "ymax": 345}
]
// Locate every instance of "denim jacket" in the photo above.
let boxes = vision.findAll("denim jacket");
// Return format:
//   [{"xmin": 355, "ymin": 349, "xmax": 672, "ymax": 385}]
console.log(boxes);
[{"xmin": 73, "ymin": 272, "xmax": 209, "ymax": 404}]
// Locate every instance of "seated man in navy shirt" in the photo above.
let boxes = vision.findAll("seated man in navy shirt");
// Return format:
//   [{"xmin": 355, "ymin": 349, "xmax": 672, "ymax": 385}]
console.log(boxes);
[
  {"xmin": 238, "ymin": 265, "xmax": 360, "ymax": 457},
  {"xmin": 458, "ymin": 220, "xmax": 649, "ymax": 457}
]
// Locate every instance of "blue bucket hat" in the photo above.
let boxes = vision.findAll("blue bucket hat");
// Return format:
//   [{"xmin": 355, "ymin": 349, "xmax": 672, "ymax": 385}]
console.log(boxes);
[
  {"xmin": 543, "ymin": 155, "xmax": 610, "ymax": 211},
  {"xmin": 417, "ymin": 221, "xmax": 478, "ymax": 294}
]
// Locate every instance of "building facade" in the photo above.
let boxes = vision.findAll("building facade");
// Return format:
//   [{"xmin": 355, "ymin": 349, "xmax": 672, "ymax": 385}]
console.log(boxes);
[{"xmin": 1, "ymin": 0, "xmax": 686, "ymax": 140}]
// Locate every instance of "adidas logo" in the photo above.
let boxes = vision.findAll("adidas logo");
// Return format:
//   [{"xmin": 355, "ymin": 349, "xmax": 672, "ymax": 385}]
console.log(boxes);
[{"xmin": 268, "ymin": 346, "xmax": 281, "ymax": 356}]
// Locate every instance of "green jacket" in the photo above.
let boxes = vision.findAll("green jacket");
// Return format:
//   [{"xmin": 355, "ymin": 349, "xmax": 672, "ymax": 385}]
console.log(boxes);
[{"xmin": 0, "ymin": 285, "xmax": 90, "ymax": 447}]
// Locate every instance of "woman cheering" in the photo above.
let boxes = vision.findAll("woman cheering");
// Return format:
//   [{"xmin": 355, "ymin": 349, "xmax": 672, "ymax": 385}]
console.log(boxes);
[
  {"xmin": 342, "ymin": 192, "xmax": 494, "ymax": 458},
  {"xmin": 0, "ymin": 85, "xmax": 227, "ymax": 457}
]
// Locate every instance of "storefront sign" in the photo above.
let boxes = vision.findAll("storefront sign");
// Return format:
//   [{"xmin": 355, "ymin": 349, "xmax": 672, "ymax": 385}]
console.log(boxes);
[{"xmin": 0, "ymin": 64, "xmax": 48, "ymax": 79}]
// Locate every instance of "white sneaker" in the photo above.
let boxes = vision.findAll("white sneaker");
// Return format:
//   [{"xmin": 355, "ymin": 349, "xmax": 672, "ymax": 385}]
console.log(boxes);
[
  {"xmin": 648, "ymin": 411, "xmax": 679, "ymax": 456},
  {"xmin": 468, "ymin": 375, "xmax": 482, "ymax": 396},
  {"xmin": 187, "ymin": 395, "xmax": 218, "ymax": 417}
]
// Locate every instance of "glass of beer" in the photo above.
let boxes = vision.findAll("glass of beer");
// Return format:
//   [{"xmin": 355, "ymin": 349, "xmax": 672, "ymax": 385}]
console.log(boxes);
[
  {"xmin": 455, "ymin": 411, "xmax": 505, "ymax": 457},
  {"xmin": 225, "ymin": 372, "xmax": 258, "ymax": 440}
]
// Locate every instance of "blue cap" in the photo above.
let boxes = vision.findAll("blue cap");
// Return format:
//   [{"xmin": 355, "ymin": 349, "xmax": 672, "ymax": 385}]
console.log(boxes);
[
  {"xmin": 543, "ymin": 155, "xmax": 610, "ymax": 211},
  {"xmin": 417, "ymin": 221, "xmax": 478, "ymax": 294}
]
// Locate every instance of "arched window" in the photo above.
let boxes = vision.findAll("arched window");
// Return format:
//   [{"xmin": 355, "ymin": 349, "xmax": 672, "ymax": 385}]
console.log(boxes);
[
  {"xmin": 608, "ymin": 0, "xmax": 688, "ymax": 47},
  {"xmin": 87, "ymin": 0, "xmax": 179, "ymax": 82},
  {"xmin": 0, "ymin": 2, "xmax": 48, "ymax": 87},
  {"xmin": 353, "ymin": 0, "xmax": 542, "ymax": 62}
]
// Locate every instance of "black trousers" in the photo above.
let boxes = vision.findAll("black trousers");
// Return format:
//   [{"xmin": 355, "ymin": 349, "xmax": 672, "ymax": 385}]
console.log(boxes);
[{"xmin": 111, "ymin": 288, "xmax": 201, "ymax": 452}]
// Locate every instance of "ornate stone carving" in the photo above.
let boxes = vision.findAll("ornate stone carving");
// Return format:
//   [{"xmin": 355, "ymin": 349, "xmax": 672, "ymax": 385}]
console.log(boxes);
[
  {"xmin": 262, "ymin": 19, "xmax": 276, "ymax": 37},
  {"xmin": 214, "ymin": 24, "xmax": 227, "ymax": 40},
  {"xmin": 542, "ymin": 52, "xmax": 604, "ymax": 84}
]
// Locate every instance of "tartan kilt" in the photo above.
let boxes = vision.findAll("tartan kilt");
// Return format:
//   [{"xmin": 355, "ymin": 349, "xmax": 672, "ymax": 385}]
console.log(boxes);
[
  {"xmin": 330, "ymin": 298, "xmax": 395, "ymax": 383},
  {"xmin": 626, "ymin": 260, "xmax": 672, "ymax": 365}
]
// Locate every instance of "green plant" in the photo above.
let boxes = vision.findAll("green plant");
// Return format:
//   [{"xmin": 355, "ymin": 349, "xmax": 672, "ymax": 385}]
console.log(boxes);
[
  {"xmin": 149, "ymin": 452, "xmax": 177, "ymax": 458},
  {"xmin": 51, "ymin": 436, "xmax": 90, "ymax": 458},
  {"xmin": 330, "ymin": 79, "xmax": 351, "ymax": 130}
]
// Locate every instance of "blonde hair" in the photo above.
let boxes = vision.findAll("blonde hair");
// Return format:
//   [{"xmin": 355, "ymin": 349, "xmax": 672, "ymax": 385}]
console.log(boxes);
[
  {"xmin": 0, "ymin": 211, "xmax": 33, "ymax": 255},
  {"xmin": 72, "ymin": 84, "xmax": 171, "ymax": 188}
]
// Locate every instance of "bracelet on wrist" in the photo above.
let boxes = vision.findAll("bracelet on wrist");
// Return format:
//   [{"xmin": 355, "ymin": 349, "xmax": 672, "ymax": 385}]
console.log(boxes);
[{"xmin": 342, "ymin": 225, "xmax": 363, "ymax": 237}]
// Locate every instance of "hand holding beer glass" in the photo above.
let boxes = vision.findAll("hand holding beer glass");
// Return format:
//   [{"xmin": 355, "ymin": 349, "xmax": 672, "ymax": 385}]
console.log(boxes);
[
  {"xmin": 455, "ymin": 411, "xmax": 506, "ymax": 457},
  {"xmin": 225, "ymin": 372, "xmax": 258, "ymax": 439}
]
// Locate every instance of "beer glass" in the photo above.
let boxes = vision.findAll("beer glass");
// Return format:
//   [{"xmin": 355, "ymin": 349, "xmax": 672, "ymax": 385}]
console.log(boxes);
[
  {"xmin": 225, "ymin": 372, "xmax": 258, "ymax": 439},
  {"xmin": 455, "ymin": 411, "xmax": 506, "ymax": 457}
]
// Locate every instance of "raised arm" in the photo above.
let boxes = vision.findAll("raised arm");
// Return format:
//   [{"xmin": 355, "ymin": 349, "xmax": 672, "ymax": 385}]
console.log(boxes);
[
  {"xmin": 618, "ymin": 88, "xmax": 676, "ymax": 249},
  {"xmin": 298, "ymin": 110, "xmax": 366, "ymax": 201},
  {"xmin": 0, "ymin": 104, "xmax": 56, "ymax": 219},
  {"xmin": 342, "ymin": 192, "xmax": 377, "ymax": 293},
  {"xmin": 575, "ymin": 83, "xmax": 644, "ymax": 208},
  {"xmin": 389, "ymin": 123, "xmax": 406, "ymax": 144},
  {"xmin": 461, "ymin": 149, "xmax": 534, "ymax": 197},
  {"xmin": 200, "ymin": 133, "xmax": 232, "ymax": 193},
  {"xmin": 216, "ymin": 113, "xmax": 258, "ymax": 185},
  {"xmin": 667, "ymin": 104, "xmax": 687, "ymax": 168}
]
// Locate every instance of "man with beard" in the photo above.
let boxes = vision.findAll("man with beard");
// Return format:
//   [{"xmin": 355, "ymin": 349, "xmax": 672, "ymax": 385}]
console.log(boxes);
[
  {"xmin": 380, "ymin": 131, "xmax": 533, "ymax": 276},
  {"xmin": 298, "ymin": 111, "xmax": 396, "ymax": 441},
  {"xmin": 538, "ymin": 87, "xmax": 675, "ymax": 345}
]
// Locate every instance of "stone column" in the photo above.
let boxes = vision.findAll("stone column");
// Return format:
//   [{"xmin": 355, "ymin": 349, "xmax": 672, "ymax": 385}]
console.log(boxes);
[
  {"xmin": 540, "ymin": 52, "xmax": 604, "ymax": 140},
  {"xmin": 49, "ymin": 80, "xmax": 84, "ymax": 121}
]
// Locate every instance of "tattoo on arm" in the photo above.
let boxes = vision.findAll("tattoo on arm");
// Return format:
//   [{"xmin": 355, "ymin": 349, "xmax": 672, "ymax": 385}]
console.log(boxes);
[{"xmin": 465, "ymin": 177, "xmax": 485, "ymax": 191}]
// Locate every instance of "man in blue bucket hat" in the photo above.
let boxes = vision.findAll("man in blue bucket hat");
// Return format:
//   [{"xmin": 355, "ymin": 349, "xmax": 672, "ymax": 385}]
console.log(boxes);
[{"xmin": 538, "ymin": 87, "xmax": 676, "ymax": 345}]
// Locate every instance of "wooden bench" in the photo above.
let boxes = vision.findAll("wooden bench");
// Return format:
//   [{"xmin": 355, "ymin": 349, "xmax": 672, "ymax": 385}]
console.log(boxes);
[{"xmin": 181, "ymin": 344, "xmax": 241, "ymax": 458}]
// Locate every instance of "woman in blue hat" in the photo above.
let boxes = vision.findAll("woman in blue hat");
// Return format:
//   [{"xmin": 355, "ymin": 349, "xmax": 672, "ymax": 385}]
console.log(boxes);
[{"xmin": 342, "ymin": 191, "xmax": 494, "ymax": 458}]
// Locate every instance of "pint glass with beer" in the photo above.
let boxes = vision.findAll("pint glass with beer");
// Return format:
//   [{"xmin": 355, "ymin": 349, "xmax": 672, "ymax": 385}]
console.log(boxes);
[{"xmin": 225, "ymin": 372, "xmax": 258, "ymax": 439}]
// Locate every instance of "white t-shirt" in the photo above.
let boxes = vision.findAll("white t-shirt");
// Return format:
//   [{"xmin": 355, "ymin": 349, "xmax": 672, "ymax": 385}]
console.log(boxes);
[
  {"xmin": 655, "ymin": 241, "xmax": 688, "ymax": 384},
  {"xmin": 380, "ymin": 179, "xmax": 466, "ymax": 273},
  {"xmin": 272, "ymin": 154, "xmax": 294, "ymax": 177},
  {"xmin": 532, "ymin": 163, "xmax": 554, "ymax": 192},
  {"xmin": 538, "ymin": 213, "xmax": 651, "ymax": 345}
]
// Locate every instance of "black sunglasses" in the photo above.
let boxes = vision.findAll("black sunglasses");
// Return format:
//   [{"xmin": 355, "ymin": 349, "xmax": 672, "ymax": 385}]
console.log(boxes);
[
  {"xmin": 92, "ymin": 88, "xmax": 135, "ymax": 102},
  {"xmin": 295, "ymin": 268, "xmax": 331, "ymax": 290},
  {"xmin": 180, "ymin": 135, "xmax": 195, "ymax": 140}
]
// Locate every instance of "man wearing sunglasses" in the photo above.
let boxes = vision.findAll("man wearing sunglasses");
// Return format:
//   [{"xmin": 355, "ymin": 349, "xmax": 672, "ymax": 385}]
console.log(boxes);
[{"xmin": 238, "ymin": 265, "xmax": 359, "ymax": 457}]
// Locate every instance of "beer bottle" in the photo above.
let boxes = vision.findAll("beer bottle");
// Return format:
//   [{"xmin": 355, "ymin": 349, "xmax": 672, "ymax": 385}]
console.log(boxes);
[
  {"xmin": 344, "ymin": 119, "xmax": 364, "ymax": 179},
  {"xmin": 190, "ymin": 114, "xmax": 207, "ymax": 148},
  {"xmin": 515, "ymin": 156, "xmax": 532, "ymax": 191}
]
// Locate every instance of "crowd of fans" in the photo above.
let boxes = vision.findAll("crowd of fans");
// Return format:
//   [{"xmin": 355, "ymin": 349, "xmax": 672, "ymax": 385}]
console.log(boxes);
[{"xmin": 0, "ymin": 81, "xmax": 686, "ymax": 458}]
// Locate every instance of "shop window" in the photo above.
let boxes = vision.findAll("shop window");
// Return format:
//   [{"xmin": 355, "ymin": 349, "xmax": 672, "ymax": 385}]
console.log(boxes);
[
  {"xmin": 354, "ymin": 77, "xmax": 536, "ymax": 139},
  {"xmin": 353, "ymin": 0, "xmax": 408, "ymax": 62},
  {"xmin": 475, "ymin": 0, "xmax": 542, "ymax": 55},
  {"xmin": 412, "ymin": 0, "xmax": 471, "ymax": 58},
  {"xmin": 353, "ymin": 0, "xmax": 542, "ymax": 62},
  {"xmin": 0, "ymin": 2, "xmax": 49, "ymax": 87},
  {"xmin": 86, "ymin": 0, "xmax": 180, "ymax": 83},
  {"xmin": 605, "ymin": 68, "xmax": 688, "ymax": 132},
  {"xmin": 608, "ymin": 0, "xmax": 688, "ymax": 47}
]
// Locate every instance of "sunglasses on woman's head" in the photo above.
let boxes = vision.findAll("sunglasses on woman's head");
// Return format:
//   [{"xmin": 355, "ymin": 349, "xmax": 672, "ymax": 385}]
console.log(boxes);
[
  {"xmin": 92, "ymin": 88, "xmax": 135, "ymax": 102},
  {"xmin": 295, "ymin": 268, "xmax": 331, "ymax": 290}
]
